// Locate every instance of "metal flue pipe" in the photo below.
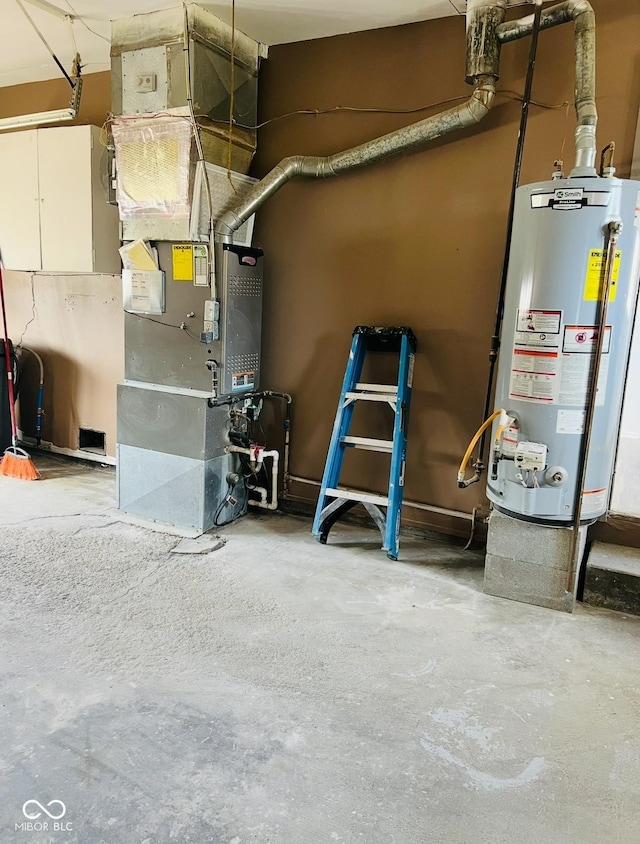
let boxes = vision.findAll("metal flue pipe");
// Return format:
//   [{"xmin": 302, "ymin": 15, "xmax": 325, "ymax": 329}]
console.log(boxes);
[
  {"xmin": 214, "ymin": 78, "xmax": 497, "ymax": 242},
  {"xmin": 497, "ymin": 0, "xmax": 597, "ymax": 175},
  {"xmin": 465, "ymin": 0, "xmax": 508, "ymax": 83}
]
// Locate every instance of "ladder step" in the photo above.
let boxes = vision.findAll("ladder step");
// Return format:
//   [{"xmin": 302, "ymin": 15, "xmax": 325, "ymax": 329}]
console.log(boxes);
[
  {"xmin": 345, "ymin": 391, "xmax": 397, "ymax": 403},
  {"xmin": 341, "ymin": 436, "xmax": 394, "ymax": 453},
  {"xmin": 354, "ymin": 383, "xmax": 398, "ymax": 393},
  {"xmin": 325, "ymin": 487, "xmax": 389, "ymax": 507}
]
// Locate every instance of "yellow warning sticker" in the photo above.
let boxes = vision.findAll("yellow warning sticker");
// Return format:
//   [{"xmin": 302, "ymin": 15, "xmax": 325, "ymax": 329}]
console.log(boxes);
[
  {"xmin": 584, "ymin": 248, "xmax": 621, "ymax": 302},
  {"xmin": 172, "ymin": 244, "xmax": 193, "ymax": 281}
]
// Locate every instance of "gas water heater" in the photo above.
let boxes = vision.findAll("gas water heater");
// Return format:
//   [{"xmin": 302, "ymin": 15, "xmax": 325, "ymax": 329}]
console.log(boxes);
[{"xmin": 487, "ymin": 176, "xmax": 640, "ymax": 524}]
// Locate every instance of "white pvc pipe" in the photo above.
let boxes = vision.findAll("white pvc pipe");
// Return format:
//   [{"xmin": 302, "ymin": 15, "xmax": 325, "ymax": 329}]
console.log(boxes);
[
  {"xmin": 285, "ymin": 474, "xmax": 475, "ymax": 521},
  {"xmin": 227, "ymin": 446, "xmax": 280, "ymax": 510}
]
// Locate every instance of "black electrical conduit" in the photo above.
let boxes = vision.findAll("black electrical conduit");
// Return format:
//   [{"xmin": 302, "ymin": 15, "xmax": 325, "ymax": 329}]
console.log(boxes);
[
  {"xmin": 565, "ymin": 221, "xmax": 621, "ymax": 600},
  {"xmin": 469, "ymin": 1, "xmax": 544, "ymax": 486}
]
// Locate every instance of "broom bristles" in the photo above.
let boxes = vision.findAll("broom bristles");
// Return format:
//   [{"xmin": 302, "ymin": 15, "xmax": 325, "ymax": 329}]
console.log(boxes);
[{"xmin": 0, "ymin": 447, "xmax": 40, "ymax": 480}]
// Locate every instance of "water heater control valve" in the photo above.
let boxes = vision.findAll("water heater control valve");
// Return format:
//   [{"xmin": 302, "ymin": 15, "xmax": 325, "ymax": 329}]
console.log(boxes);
[{"xmin": 514, "ymin": 441, "xmax": 548, "ymax": 472}]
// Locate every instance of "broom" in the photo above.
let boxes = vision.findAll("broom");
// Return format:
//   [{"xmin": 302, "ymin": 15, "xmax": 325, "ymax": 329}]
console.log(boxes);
[{"xmin": 0, "ymin": 261, "xmax": 40, "ymax": 480}]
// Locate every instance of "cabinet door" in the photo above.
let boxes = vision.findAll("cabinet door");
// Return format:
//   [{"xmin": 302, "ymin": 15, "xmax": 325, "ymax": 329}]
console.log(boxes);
[
  {"xmin": 38, "ymin": 125, "xmax": 94, "ymax": 273},
  {"xmin": 0, "ymin": 130, "xmax": 42, "ymax": 271}
]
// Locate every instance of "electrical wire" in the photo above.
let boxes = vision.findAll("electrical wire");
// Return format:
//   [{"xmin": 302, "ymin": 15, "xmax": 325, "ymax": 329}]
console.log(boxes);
[
  {"xmin": 203, "ymin": 90, "xmax": 570, "ymax": 132},
  {"xmin": 14, "ymin": 0, "xmax": 74, "ymax": 87},
  {"xmin": 17, "ymin": 273, "xmax": 37, "ymax": 346},
  {"xmin": 499, "ymin": 90, "xmax": 570, "ymax": 110},
  {"xmin": 227, "ymin": 0, "xmax": 237, "ymax": 186},
  {"xmin": 66, "ymin": 11, "xmax": 78, "ymax": 58},
  {"xmin": 61, "ymin": 0, "xmax": 110, "ymax": 43},
  {"xmin": 463, "ymin": 507, "xmax": 479, "ymax": 551},
  {"xmin": 213, "ymin": 481, "xmax": 235, "ymax": 526},
  {"xmin": 558, "ymin": 99, "xmax": 572, "ymax": 171},
  {"xmin": 103, "ymin": 89, "xmax": 570, "ymax": 147},
  {"xmin": 132, "ymin": 314, "xmax": 185, "ymax": 329},
  {"xmin": 131, "ymin": 313, "xmax": 203, "ymax": 345}
]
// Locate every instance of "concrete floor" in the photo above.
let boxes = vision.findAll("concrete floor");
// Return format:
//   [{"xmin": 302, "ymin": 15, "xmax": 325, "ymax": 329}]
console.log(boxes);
[{"xmin": 1, "ymin": 454, "xmax": 639, "ymax": 843}]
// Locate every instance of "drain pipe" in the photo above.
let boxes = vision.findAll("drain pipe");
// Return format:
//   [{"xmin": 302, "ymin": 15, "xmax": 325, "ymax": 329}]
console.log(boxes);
[
  {"xmin": 227, "ymin": 444, "xmax": 280, "ymax": 510},
  {"xmin": 497, "ymin": 0, "xmax": 597, "ymax": 176}
]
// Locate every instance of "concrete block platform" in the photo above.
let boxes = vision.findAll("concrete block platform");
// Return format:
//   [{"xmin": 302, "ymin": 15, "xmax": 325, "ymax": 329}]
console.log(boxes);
[
  {"xmin": 484, "ymin": 509, "xmax": 586, "ymax": 613},
  {"xmin": 584, "ymin": 541, "xmax": 640, "ymax": 615}
]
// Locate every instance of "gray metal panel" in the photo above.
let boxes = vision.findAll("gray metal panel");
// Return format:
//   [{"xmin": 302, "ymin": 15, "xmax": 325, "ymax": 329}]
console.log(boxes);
[
  {"xmin": 111, "ymin": 55, "xmax": 123, "ymax": 122},
  {"xmin": 220, "ymin": 244, "xmax": 263, "ymax": 396},
  {"xmin": 118, "ymin": 444, "xmax": 205, "ymax": 529},
  {"xmin": 123, "ymin": 242, "xmax": 263, "ymax": 398},
  {"xmin": 117, "ymin": 444, "xmax": 246, "ymax": 532},
  {"xmin": 121, "ymin": 46, "xmax": 169, "ymax": 114},
  {"xmin": 166, "ymin": 42, "xmax": 188, "ymax": 109},
  {"xmin": 117, "ymin": 383, "xmax": 229, "ymax": 460},
  {"xmin": 124, "ymin": 241, "xmax": 218, "ymax": 392}
]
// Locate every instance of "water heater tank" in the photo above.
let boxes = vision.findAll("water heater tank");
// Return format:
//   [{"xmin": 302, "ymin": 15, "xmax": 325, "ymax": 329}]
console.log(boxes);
[{"xmin": 487, "ymin": 176, "xmax": 640, "ymax": 524}]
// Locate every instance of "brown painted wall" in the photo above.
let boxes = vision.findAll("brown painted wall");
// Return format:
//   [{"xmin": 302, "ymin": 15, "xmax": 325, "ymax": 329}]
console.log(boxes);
[
  {"xmin": 251, "ymin": 0, "xmax": 640, "ymax": 536},
  {"xmin": 0, "ymin": 72, "xmax": 120, "ymax": 458}
]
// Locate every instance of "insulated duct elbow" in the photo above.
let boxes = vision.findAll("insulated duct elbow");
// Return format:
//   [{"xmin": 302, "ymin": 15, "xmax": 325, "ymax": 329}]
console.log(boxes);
[
  {"xmin": 497, "ymin": 0, "xmax": 597, "ymax": 176},
  {"xmin": 215, "ymin": 155, "xmax": 330, "ymax": 239}
]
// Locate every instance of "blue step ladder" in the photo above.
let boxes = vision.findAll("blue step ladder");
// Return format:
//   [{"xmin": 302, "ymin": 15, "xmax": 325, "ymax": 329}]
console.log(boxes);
[{"xmin": 312, "ymin": 326, "xmax": 417, "ymax": 560}]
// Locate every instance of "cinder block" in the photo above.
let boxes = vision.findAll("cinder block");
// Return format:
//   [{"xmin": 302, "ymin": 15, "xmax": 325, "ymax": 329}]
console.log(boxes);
[
  {"xmin": 486, "ymin": 509, "xmax": 586, "ymax": 570},
  {"xmin": 484, "ymin": 553, "xmax": 574, "ymax": 613},
  {"xmin": 584, "ymin": 541, "xmax": 640, "ymax": 616},
  {"xmin": 487, "ymin": 510, "xmax": 569, "ymax": 567}
]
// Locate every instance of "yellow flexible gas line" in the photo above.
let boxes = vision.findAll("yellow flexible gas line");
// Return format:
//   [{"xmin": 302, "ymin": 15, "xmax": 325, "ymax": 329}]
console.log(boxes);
[
  {"xmin": 493, "ymin": 420, "xmax": 509, "ymax": 454},
  {"xmin": 458, "ymin": 409, "xmax": 504, "ymax": 485}
]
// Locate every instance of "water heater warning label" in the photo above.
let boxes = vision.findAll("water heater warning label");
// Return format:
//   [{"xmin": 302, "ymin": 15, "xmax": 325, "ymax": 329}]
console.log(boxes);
[
  {"xmin": 559, "ymin": 326, "xmax": 611, "ymax": 407},
  {"xmin": 509, "ymin": 349, "xmax": 559, "ymax": 402},
  {"xmin": 516, "ymin": 309, "xmax": 561, "ymax": 336},
  {"xmin": 563, "ymin": 325, "xmax": 611, "ymax": 354},
  {"xmin": 510, "ymin": 311, "xmax": 562, "ymax": 402}
]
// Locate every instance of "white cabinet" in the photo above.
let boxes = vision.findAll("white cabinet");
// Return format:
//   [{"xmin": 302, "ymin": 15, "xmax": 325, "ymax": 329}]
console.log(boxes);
[
  {"xmin": 0, "ymin": 130, "xmax": 41, "ymax": 270},
  {"xmin": 0, "ymin": 125, "xmax": 120, "ymax": 273}
]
